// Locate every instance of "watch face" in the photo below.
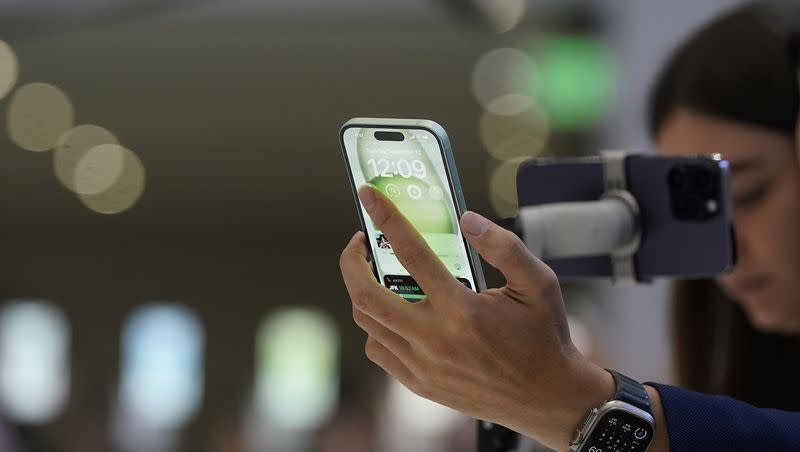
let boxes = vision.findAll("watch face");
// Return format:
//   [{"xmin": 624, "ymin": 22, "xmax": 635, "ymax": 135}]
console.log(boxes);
[{"xmin": 583, "ymin": 409, "xmax": 653, "ymax": 452}]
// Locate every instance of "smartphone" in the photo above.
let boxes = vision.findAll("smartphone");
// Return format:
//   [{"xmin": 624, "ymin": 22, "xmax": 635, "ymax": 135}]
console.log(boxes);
[
  {"xmin": 340, "ymin": 118, "xmax": 487, "ymax": 301},
  {"xmin": 516, "ymin": 153, "xmax": 736, "ymax": 281}
]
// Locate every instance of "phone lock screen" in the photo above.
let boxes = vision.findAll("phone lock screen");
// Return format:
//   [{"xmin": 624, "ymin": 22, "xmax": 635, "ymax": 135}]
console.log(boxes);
[{"xmin": 342, "ymin": 127, "xmax": 477, "ymax": 301}]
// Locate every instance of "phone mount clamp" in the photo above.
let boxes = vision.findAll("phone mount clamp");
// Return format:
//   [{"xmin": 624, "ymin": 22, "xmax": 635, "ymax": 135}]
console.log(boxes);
[
  {"xmin": 517, "ymin": 150, "xmax": 642, "ymax": 284},
  {"xmin": 478, "ymin": 151, "xmax": 643, "ymax": 452},
  {"xmin": 600, "ymin": 150, "xmax": 642, "ymax": 284}
]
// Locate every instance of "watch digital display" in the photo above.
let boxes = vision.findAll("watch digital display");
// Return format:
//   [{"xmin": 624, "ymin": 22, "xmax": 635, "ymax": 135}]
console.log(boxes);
[{"xmin": 581, "ymin": 409, "xmax": 654, "ymax": 452}]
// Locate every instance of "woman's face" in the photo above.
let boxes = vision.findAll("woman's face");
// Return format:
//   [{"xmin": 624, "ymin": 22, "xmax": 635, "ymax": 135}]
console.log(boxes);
[{"xmin": 658, "ymin": 109, "xmax": 800, "ymax": 334}]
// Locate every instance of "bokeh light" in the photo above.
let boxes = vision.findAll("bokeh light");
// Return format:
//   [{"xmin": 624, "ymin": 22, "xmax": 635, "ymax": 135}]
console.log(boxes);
[
  {"xmin": 54, "ymin": 125, "xmax": 119, "ymax": 192},
  {"xmin": 0, "ymin": 40, "xmax": 18, "ymax": 101},
  {"xmin": 119, "ymin": 304, "xmax": 204, "ymax": 429},
  {"xmin": 474, "ymin": 0, "xmax": 527, "ymax": 34},
  {"xmin": 78, "ymin": 147, "xmax": 146, "ymax": 214},
  {"xmin": 73, "ymin": 143, "xmax": 127, "ymax": 195},
  {"xmin": 471, "ymin": 48, "xmax": 536, "ymax": 116},
  {"xmin": 531, "ymin": 34, "xmax": 616, "ymax": 130},
  {"xmin": 479, "ymin": 101, "xmax": 550, "ymax": 161},
  {"xmin": 379, "ymin": 378, "xmax": 466, "ymax": 451},
  {"xmin": 7, "ymin": 83, "xmax": 74, "ymax": 152},
  {"xmin": 489, "ymin": 156, "xmax": 528, "ymax": 218},
  {"xmin": 254, "ymin": 307, "xmax": 339, "ymax": 432},
  {"xmin": 0, "ymin": 300, "xmax": 70, "ymax": 424}
]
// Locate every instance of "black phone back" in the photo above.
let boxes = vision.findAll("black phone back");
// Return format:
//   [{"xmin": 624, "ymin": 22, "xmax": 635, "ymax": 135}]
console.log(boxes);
[{"xmin": 516, "ymin": 154, "xmax": 736, "ymax": 280}]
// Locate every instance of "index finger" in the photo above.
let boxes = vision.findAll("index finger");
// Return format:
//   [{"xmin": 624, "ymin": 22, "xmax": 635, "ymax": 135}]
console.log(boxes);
[{"xmin": 357, "ymin": 185, "xmax": 463, "ymax": 300}]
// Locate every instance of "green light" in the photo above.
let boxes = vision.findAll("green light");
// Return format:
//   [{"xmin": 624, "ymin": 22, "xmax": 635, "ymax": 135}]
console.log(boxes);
[
  {"xmin": 531, "ymin": 34, "xmax": 616, "ymax": 130},
  {"xmin": 256, "ymin": 307, "xmax": 339, "ymax": 431}
]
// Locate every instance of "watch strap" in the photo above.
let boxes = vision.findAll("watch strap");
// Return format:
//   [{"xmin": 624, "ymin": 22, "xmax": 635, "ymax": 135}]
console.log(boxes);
[{"xmin": 608, "ymin": 369, "xmax": 652, "ymax": 413}]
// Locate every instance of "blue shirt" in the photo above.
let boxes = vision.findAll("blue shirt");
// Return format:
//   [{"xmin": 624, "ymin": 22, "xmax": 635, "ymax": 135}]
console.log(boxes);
[{"xmin": 648, "ymin": 383, "xmax": 800, "ymax": 451}]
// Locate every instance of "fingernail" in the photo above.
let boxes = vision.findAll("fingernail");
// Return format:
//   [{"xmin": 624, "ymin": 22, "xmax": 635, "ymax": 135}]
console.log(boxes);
[
  {"xmin": 358, "ymin": 186, "xmax": 377, "ymax": 211},
  {"xmin": 462, "ymin": 211, "xmax": 489, "ymax": 236}
]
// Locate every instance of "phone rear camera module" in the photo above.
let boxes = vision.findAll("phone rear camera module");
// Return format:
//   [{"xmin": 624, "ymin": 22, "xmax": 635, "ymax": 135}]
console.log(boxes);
[
  {"xmin": 668, "ymin": 164, "xmax": 721, "ymax": 221},
  {"xmin": 374, "ymin": 131, "xmax": 405, "ymax": 142}
]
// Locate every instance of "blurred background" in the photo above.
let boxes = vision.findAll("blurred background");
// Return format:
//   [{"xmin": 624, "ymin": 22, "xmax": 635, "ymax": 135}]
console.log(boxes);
[{"xmin": 0, "ymin": 0, "xmax": 745, "ymax": 451}]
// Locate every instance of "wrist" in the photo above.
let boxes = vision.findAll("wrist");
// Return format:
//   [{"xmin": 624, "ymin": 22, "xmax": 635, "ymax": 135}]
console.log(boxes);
[
  {"xmin": 561, "ymin": 362, "xmax": 616, "ymax": 445},
  {"xmin": 569, "ymin": 370, "xmax": 658, "ymax": 452},
  {"xmin": 519, "ymin": 358, "xmax": 615, "ymax": 450}
]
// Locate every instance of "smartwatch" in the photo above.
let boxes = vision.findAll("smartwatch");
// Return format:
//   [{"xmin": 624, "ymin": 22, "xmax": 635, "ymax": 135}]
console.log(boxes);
[{"xmin": 569, "ymin": 370, "xmax": 655, "ymax": 452}]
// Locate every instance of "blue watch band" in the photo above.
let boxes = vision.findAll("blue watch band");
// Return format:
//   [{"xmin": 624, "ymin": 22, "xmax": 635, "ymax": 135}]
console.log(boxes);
[{"xmin": 608, "ymin": 369, "xmax": 652, "ymax": 414}]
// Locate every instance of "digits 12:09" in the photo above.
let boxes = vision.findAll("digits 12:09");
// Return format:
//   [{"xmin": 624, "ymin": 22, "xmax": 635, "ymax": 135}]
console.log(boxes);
[{"xmin": 367, "ymin": 159, "xmax": 427, "ymax": 179}]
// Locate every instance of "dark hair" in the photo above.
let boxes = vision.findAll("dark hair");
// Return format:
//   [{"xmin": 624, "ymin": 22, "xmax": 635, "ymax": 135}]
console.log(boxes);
[
  {"xmin": 649, "ymin": 5, "xmax": 800, "ymax": 409},
  {"xmin": 649, "ymin": 5, "xmax": 799, "ymax": 138}
]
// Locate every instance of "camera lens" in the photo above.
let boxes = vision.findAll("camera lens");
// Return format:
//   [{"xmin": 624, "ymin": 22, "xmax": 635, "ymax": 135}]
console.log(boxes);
[
  {"xmin": 690, "ymin": 167, "xmax": 712, "ymax": 189},
  {"xmin": 667, "ymin": 167, "xmax": 687, "ymax": 189}
]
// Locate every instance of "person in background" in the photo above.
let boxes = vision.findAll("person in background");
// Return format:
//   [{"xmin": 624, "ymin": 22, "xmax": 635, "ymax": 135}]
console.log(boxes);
[{"xmin": 650, "ymin": 4, "xmax": 800, "ymax": 412}]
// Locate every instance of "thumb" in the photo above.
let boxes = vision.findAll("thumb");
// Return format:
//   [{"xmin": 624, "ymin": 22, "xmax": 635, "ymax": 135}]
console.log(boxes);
[{"xmin": 460, "ymin": 211, "xmax": 557, "ymax": 293}]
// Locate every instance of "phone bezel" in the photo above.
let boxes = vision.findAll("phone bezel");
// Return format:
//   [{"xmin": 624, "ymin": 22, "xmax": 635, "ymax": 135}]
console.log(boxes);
[{"xmin": 339, "ymin": 117, "xmax": 487, "ymax": 294}]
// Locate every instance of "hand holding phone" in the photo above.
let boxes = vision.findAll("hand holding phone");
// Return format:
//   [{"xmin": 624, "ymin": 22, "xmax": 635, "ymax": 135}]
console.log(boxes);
[
  {"xmin": 338, "ymin": 185, "xmax": 619, "ymax": 452},
  {"xmin": 340, "ymin": 118, "xmax": 636, "ymax": 452}
]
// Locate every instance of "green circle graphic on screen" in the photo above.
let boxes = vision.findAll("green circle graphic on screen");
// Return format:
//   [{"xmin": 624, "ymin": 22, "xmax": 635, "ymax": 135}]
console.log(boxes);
[{"xmin": 369, "ymin": 176, "xmax": 454, "ymax": 234}]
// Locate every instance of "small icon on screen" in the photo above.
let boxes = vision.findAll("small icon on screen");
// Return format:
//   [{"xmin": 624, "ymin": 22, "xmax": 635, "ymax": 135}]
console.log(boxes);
[
  {"xmin": 407, "ymin": 184, "xmax": 422, "ymax": 200},
  {"xmin": 376, "ymin": 234, "xmax": 392, "ymax": 250}
]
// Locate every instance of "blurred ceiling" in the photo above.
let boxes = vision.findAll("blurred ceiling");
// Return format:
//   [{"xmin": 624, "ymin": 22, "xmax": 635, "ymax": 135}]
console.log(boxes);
[
  {"xmin": 0, "ymin": 0, "xmax": 456, "ymax": 41},
  {"xmin": 0, "ymin": 0, "xmax": 592, "ymax": 40},
  {"xmin": 0, "ymin": 2, "xmax": 505, "ymax": 239}
]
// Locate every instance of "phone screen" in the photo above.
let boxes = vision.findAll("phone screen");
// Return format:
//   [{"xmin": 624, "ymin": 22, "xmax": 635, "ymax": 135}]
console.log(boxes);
[{"xmin": 342, "ymin": 126, "xmax": 478, "ymax": 301}]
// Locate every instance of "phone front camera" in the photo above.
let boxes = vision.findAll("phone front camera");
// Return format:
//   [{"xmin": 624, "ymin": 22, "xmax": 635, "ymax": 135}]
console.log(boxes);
[{"xmin": 374, "ymin": 131, "xmax": 405, "ymax": 142}]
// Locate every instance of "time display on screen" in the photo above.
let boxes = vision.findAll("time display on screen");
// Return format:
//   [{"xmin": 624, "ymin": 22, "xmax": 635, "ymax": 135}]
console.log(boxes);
[{"xmin": 367, "ymin": 158, "xmax": 427, "ymax": 179}]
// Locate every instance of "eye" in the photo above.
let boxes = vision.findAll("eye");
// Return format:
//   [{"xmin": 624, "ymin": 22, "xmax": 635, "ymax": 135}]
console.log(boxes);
[{"xmin": 733, "ymin": 182, "xmax": 770, "ymax": 208}]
